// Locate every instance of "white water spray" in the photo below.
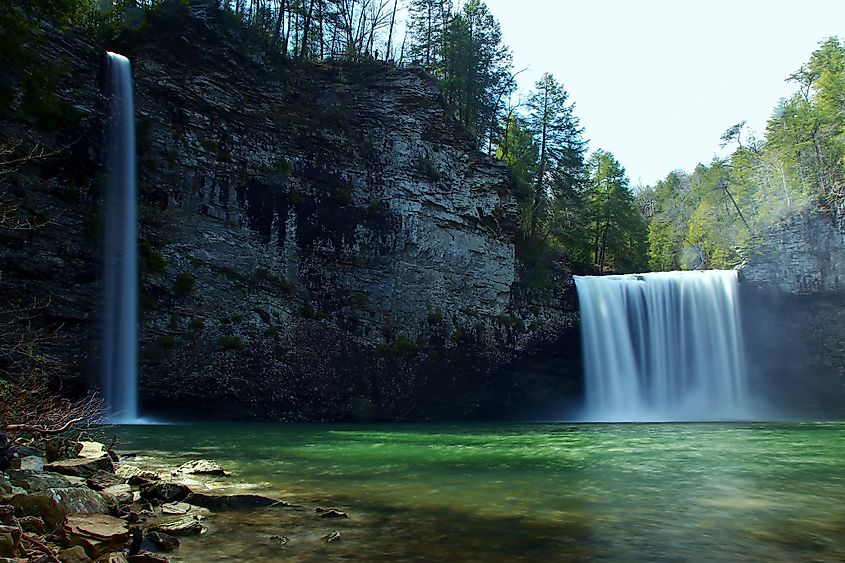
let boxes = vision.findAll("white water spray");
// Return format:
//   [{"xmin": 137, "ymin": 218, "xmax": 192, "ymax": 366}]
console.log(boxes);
[
  {"xmin": 102, "ymin": 52, "xmax": 138, "ymax": 422},
  {"xmin": 574, "ymin": 270, "xmax": 749, "ymax": 422}
]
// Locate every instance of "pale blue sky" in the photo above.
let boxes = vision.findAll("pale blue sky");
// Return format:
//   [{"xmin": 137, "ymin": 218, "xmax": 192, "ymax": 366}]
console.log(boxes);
[{"xmin": 478, "ymin": 0, "xmax": 845, "ymax": 186}]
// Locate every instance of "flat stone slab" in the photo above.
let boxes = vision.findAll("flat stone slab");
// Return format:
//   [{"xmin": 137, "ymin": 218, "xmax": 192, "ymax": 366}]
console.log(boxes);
[{"xmin": 45, "ymin": 456, "xmax": 114, "ymax": 478}]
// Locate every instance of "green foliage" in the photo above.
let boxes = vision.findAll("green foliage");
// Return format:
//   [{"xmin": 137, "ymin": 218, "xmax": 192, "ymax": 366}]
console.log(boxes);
[
  {"xmin": 136, "ymin": 118, "xmax": 155, "ymax": 155},
  {"xmin": 274, "ymin": 157, "xmax": 291, "ymax": 176},
  {"xmin": 254, "ymin": 267, "xmax": 295, "ymax": 294},
  {"xmin": 642, "ymin": 37, "xmax": 845, "ymax": 271},
  {"xmin": 218, "ymin": 335, "xmax": 244, "ymax": 351},
  {"xmin": 351, "ymin": 291, "xmax": 369, "ymax": 307},
  {"xmin": 174, "ymin": 271, "xmax": 196, "ymax": 296},
  {"xmin": 415, "ymin": 157, "xmax": 442, "ymax": 181},
  {"xmin": 427, "ymin": 311, "xmax": 444, "ymax": 324},
  {"xmin": 497, "ymin": 314, "xmax": 526, "ymax": 332},
  {"xmin": 334, "ymin": 186, "xmax": 353, "ymax": 206},
  {"xmin": 367, "ymin": 201, "xmax": 382, "ymax": 215},
  {"xmin": 299, "ymin": 304, "xmax": 316, "ymax": 318},
  {"xmin": 139, "ymin": 240, "xmax": 166, "ymax": 274},
  {"xmin": 157, "ymin": 334, "xmax": 177, "ymax": 348}
]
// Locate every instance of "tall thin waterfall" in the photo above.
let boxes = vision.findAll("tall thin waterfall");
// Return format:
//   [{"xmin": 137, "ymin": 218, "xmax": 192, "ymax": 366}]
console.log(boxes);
[
  {"xmin": 102, "ymin": 52, "xmax": 138, "ymax": 422},
  {"xmin": 574, "ymin": 270, "xmax": 748, "ymax": 422}
]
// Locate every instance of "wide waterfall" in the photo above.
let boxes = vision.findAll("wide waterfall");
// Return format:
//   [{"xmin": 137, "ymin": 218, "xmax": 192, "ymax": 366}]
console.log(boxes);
[
  {"xmin": 574, "ymin": 270, "xmax": 749, "ymax": 422},
  {"xmin": 102, "ymin": 52, "xmax": 138, "ymax": 422}
]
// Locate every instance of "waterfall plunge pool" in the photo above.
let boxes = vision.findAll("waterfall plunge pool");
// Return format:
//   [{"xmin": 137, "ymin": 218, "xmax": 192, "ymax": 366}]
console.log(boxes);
[{"xmin": 114, "ymin": 422, "xmax": 845, "ymax": 561}]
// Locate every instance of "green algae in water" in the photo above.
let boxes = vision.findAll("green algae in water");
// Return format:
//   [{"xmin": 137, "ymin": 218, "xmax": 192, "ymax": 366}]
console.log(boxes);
[{"xmin": 114, "ymin": 423, "xmax": 845, "ymax": 561}]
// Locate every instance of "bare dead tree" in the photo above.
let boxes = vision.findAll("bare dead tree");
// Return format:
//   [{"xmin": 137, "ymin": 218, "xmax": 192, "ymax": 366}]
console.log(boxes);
[{"xmin": 0, "ymin": 139, "xmax": 105, "ymax": 442}]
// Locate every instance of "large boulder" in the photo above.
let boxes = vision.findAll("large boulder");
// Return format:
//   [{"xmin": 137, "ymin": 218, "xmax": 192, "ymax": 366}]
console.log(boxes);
[
  {"xmin": 63, "ymin": 513, "xmax": 129, "ymax": 559},
  {"xmin": 144, "ymin": 530, "xmax": 179, "ymax": 551},
  {"xmin": 173, "ymin": 460, "xmax": 227, "ymax": 476},
  {"xmin": 8, "ymin": 488, "xmax": 110, "ymax": 528},
  {"xmin": 45, "ymin": 456, "xmax": 115, "ymax": 478},
  {"xmin": 9, "ymin": 456, "xmax": 44, "ymax": 472},
  {"xmin": 101, "ymin": 484, "xmax": 134, "ymax": 505},
  {"xmin": 5, "ymin": 469, "xmax": 72, "ymax": 492},
  {"xmin": 139, "ymin": 482, "xmax": 190, "ymax": 504}
]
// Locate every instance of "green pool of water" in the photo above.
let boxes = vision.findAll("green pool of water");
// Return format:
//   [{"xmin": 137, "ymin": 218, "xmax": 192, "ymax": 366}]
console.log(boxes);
[{"xmin": 113, "ymin": 422, "xmax": 845, "ymax": 561}]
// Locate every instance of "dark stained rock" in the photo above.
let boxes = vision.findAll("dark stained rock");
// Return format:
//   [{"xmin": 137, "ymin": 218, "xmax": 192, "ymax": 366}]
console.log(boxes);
[
  {"xmin": 8, "ymin": 456, "xmax": 44, "ymax": 471},
  {"xmin": 57, "ymin": 545, "xmax": 92, "ymax": 563},
  {"xmin": 63, "ymin": 513, "xmax": 129, "ymax": 559},
  {"xmin": 183, "ymin": 492, "xmax": 283, "ymax": 510},
  {"xmin": 45, "ymin": 456, "xmax": 114, "ymax": 478},
  {"xmin": 0, "ymin": 523, "xmax": 21, "ymax": 558},
  {"xmin": 139, "ymin": 482, "xmax": 191, "ymax": 504},
  {"xmin": 43, "ymin": 438, "xmax": 83, "ymax": 463},
  {"xmin": 16, "ymin": 515, "xmax": 45, "ymax": 535},
  {"xmin": 145, "ymin": 530, "xmax": 179, "ymax": 551},
  {"xmin": 174, "ymin": 460, "xmax": 227, "ymax": 476}
]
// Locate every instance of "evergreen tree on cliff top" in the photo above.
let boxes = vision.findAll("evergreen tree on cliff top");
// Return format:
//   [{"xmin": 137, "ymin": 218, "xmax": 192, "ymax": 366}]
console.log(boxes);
[{"xmin": 525, "ymin": 72, "xmax": 586, "ymax": 240}]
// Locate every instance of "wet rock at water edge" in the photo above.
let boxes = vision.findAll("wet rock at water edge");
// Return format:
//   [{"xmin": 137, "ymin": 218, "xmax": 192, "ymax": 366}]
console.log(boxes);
[
  {"xmin": 45, "ymin": 456, "xmax": 115, "ymax": 478},
  {"xmin": 316, "ymin": 507, "xmax": 349, "ymax": 518},
  {"xmin": 139, "ymin": 482, "xmax": 191, "ymax": 504},
  {"xmin": 145, "ymin": 530, "xmax": 179, "ymax": 551},
  {"xmin": 63, "ymin": 513, "xmax": 129, "ymax": 559},
  {"xmin": 173, "ymin": 460, "xmax": 228, "ymax": 476},
  {"xmin": 115, "ymin": 465, "xmax": 161, "ymax": 485},
  {"xmin": 321, "ymin": 531, "xmax": 342, "ymax": 543},
  {"xmin": 147, "ymin": 515, "xmax": 206, "ymax": 536}
]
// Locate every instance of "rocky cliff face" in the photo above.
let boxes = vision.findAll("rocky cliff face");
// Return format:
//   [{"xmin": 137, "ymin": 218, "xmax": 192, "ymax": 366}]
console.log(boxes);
[
  {"xmin": 740, "ymin": 205, "xmax": 845, "ymax": 418},
  {"xmin": 0, "ymin": 4, "xmax": 580, "ymax": 421}
]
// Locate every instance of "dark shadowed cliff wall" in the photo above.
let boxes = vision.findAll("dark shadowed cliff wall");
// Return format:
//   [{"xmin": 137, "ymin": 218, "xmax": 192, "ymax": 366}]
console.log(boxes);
[{"xmin": 0, "ymin": 4, "xmax": 581, "ymax": 421}]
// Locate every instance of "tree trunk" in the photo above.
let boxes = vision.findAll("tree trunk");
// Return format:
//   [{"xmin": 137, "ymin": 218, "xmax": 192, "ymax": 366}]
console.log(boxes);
[{"xmin": 385, "ymin": 0, "xmax": 398, "ymax": 60}]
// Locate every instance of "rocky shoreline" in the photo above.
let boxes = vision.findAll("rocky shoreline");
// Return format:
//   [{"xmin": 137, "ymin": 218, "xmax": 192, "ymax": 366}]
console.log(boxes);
[{"xmin": 1, "ymin": 438, "xmax": 347, "ymax": 562}]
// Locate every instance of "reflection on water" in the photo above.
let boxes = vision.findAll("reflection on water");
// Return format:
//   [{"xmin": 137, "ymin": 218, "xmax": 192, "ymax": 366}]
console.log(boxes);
[{"xmin": 114, "ymin": 422, "xmax": 845, "ymax": 562}]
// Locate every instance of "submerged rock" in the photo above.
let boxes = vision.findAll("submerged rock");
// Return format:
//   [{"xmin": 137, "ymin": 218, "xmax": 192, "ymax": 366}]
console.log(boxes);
[
  {"xmin": 128, "ymin": 552, "xmax": 170, "ymax": 563},
  {"xmin": 321, "ymin": 531, "xmax": 342, "ymax": 543},
  {"xmin": 315, "ymin": 507, "xmax": 349, "ymax": 518},
  {"xmin": 63, "ymin": 513, "xmax": 129, "ymax": 559},
  {"xmin": 183, "ymin": 492, "xmax": 283, "ymax": 510},
  {"xmin": 174, "ymin": 460, "xmax": 227, "ymax": 476},
  {"xmin": 45, "ymin": 456, "xmax": 114, "ymax": 478}
]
